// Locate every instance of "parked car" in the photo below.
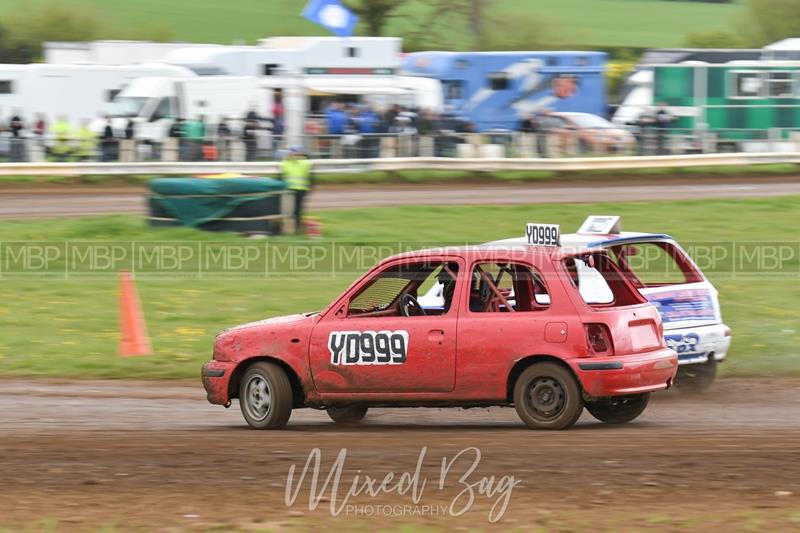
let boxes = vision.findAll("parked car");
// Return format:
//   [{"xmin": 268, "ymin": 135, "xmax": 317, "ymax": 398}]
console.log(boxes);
[
  {"xmin": 203, "ymin": 233, "xmax": 677, "ymax": 430},
  {"xmin": 548, "ymin": 112, "xmax": 635, "ymax": 154}
]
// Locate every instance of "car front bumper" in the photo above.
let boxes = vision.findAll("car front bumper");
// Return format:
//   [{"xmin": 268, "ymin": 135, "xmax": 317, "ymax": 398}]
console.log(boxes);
[
  {"xmin": 201, "ymin": 360, "xmax": 236, "ymax": 406},
  {"xmin": 570, "ymin": 347, "xmax": 678, "ymax": 398}
]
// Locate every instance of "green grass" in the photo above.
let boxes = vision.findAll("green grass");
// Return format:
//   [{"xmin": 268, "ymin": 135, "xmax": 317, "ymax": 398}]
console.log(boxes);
[
  {"xmin": 2, "ymin": 162, "xmax": 800, "ymax": 188},
  {"xmin": 0, "ymin": 0, "xmax": 746, "ymax": 49},
  {"xmin": 1, "ymin": 195, "xmax": 798, "ymax": 378}
]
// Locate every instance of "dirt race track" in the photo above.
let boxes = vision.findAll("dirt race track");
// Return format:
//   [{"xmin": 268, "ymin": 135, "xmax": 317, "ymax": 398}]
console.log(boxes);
[
  {"xmin": 2, "ymin": 176, "xmax": 800, "ymax": 218},
  {"xmin": 0, "ymin": 378, "xmax": 799, "ymax": 532}
]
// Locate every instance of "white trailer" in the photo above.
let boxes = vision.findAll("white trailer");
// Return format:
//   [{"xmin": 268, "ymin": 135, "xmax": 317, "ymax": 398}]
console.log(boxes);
[
  {"xmin": 108, "ymin": 76, "xmax": 273, "ymax": 141},
  {"xmin": 0, "ymin": 63, "xmax": 194, "ymax": 128},
  {"xmin": 164, "ymin": 37, "xmax": 442, "ymax": 144},
  {"xmin": 165, "ymin": 37, "xmax": 402, "ymax": 77},
  {"xmin": 44, "ymin": 40, "xmax": 222, "ymax": 66}
]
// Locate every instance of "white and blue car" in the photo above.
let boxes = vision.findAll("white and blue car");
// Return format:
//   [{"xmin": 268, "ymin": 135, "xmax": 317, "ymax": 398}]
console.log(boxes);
[{"xmin": 420, "ymin": 216, "xmax": 731, "ymax": 391}]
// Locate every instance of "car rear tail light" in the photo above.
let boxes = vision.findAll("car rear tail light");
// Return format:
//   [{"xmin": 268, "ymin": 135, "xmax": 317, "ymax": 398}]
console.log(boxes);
[
  {"xmin": 724, "ymin": 327, "xmax": 732, "ymax": 338},
  {"xmin": 585, "ymin": 323, "xmax": 615, "ymax": 356}
]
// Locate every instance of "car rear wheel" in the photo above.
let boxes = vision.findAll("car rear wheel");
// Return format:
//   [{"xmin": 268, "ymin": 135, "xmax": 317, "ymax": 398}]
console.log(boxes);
[
  {"xmin": 513, "ymin": 363, "xmax": 583, "ymax": 430},
  {"xmin": 586, "ymin": 393, "xmax": 650, "ymax": 424},
  {"xmin": 238, "ymin": 362, "xmax": 293, "ymax": 429},
  {"xmin": 675, "ymin": 358, "xmax": 717, "ymax": 393},
  {"xmin": 327, "ymin": 405, "xmax": 368, "ymax": 424}
]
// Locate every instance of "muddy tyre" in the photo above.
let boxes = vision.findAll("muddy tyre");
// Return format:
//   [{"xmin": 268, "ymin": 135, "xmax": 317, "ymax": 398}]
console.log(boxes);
[
  {"xmin": 586, "ymin": 393, "xmax": 650, "ymax": 424},
  {"xmin": 675, "ymin": 358, "xmax": 717, "ymax": 393},
  {"xmin": 327, "ymin": 405, "xmax": 368, "ymax": 424},
  {"xmin": 238, "ymin": 362, "xmax": 293, "ymax": 429},
  {"xmin": 513, "ymin": 363, "xmax": 583, "ymax": 430}
]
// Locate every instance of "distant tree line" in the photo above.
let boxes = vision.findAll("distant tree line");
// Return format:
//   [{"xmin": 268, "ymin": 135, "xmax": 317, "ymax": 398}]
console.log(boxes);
[
  {"xmin": 687, "ymin": 0, "xmax": 800, "ymax": 48},
  {"xmin": 0, "ymin": 0, "xmax": 795, "ymax": 66},
  {"xmin": 0, "ymin": 1, "xmax": 173, "ymax": 63},
  {"xmin": 344, "ymin": 0, "xmax": 800, "ymax": 52}
]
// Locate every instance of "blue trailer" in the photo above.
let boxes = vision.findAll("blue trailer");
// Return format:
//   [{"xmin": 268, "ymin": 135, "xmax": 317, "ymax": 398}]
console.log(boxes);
[{"xmin": 402, "ymin": 51, "xmax": 607, "ymax": 131}]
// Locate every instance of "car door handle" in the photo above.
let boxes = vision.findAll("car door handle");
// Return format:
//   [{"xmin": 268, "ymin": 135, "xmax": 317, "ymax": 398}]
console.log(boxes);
[{"xmin": 428, "ymin": 329, "xmax": 445, "ymax": 342}]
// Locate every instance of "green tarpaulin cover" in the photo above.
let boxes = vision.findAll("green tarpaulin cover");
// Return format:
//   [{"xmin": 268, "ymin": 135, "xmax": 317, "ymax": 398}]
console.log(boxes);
[{"xmin": 148, "ymin": 177, "xmax": 287, "ymax": 227}]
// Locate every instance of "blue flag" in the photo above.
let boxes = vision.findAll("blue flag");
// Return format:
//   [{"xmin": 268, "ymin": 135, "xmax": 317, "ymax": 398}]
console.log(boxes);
[{"xmin": 302, "ymin": 0, "xmax": 359, "ymax": 38}]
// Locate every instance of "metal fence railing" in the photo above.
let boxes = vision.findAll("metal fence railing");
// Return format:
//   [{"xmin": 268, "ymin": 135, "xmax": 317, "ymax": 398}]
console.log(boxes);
[
  {"xmin": 2, "ymin": 128, "xmax": 800, "ymax": 164},
  {"xmin": 3, "ymin": 152, "xmax": 800, "ymax": 178}
]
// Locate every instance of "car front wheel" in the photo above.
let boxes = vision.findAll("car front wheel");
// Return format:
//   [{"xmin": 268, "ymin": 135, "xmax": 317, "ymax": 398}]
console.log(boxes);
[
  {"xmin": 327, "ymin": 405, "xmax": 368, "ymax": 424},
  {"xmin": 586, "ymin": 393, "xmax": 650, "ymax": 424},
  {"xmin": 238, "ymin": 362, "xmax": 293, "ymax": 429},
  {"xmin": 513, "ymin": 363, "xmax": 583, "ymax": 430}
]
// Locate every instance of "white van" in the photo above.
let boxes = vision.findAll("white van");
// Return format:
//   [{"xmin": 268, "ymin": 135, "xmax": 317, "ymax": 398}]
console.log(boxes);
[{"xmin": 107, "ymin": 76, "xmax": 273, "ymax": 142}]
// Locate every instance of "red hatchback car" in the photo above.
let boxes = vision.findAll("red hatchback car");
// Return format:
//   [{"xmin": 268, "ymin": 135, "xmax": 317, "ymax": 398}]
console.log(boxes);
[{"xmin": 202, "ymin": 244, "xmax": 677, "ymax": 430}]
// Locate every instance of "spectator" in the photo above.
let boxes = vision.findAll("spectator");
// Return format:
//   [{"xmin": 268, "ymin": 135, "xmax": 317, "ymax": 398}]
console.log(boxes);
[
  {"xmin": 76, "ymin": 119, "xmax": 96, "ymax": 161},
  {"xmin": 354, "ymin": 105, "xmax": 380, "ymax": 158},
  {"xmin": 30, "ymin": 114, "xmax": 47, "ymax": 162},
  {"xmin": 632, "ymin": 110, "xmax": 653, "ymax": 155},
  {"xmin": 9, "ymin": 112, "xmax": 25, "ymax": 162},
  {"xmin": 242, "ymin": 115, "xmax": 258, "ymax": 162},
  {"xmin": 341, "ymin": 105, "xmax": 362, "ymax": 158},
  {"xmin": 121, "ymin": 118, "xmax": 136, "ymax": 162},
  {"xmin": 416, "ymin": 109, "xmax": 436, "ymax": 136},
  {"xmin": 33, "ymin": 114, "xmax": 46, "ymax": 138},
  {"xmin": 279, "ymin": 146, "xmax": 313, "ymax": 234},
  {"xmin": 272, "ymin": 91, "xmax": 284, "ymax": 135},
  {"xmin": 383, "ymin": 104, "xmax": 401, "ymax": 130},
  {"xmin": 654, "ymin": 102, "xmax": 674, "ymax": 155},
  {"xmin": 100, "ymin": 117, "xmax": 118, "ymax": 162},
  {"xmin": 51, "ymin": 115, "xmax": 72, "ymax": 161},
  {"xmin": 124, "ymin": 119, "xmax": 135, "ymax": 140},
  {"xmin": 325, "ymin": 102, "xmax": 347, "ymax": 135},
  {"xmin": 533, "ymin": 108, "xmax": 556, "ymax": 157},
  {"xmin": 168, "ymin": 117, "xmax": 185, "ymax": 161},
  {"xmin": 518, "ymin": 113, "xmax": 536, "ymax": 134},
  {"xmin": 355, "ymin": 105, "xmax": 379, "ymax": 134},
  {"xmin": 183, "ymin": 116, "xmax": 206, "ymax": 160},
  {"xmin": 216, "ymin": 117, "xmax": 232, "ymax": 161}
]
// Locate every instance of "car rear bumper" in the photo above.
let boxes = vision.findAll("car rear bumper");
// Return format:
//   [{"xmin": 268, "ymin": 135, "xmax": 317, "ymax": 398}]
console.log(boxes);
[
  {"xmin": 570, "ymin": 347, "xmax": 678, "ymax": 398},
  {"xmin": 664, "ymin": 323, "xmax": 731, "ymax": 366},
  {"xmin": 201, "ymin": 360, "xmax": 235, "ymax": 406}
]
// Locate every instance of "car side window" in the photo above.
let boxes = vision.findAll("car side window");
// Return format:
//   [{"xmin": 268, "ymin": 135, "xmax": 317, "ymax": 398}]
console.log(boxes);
[
  {"xmin": 347, "ymin": 261, "xmax": 460, "ymax": 318},
  {"xmin": 469, "ymin": 262, "xmax": 550, "ymax": 313}
]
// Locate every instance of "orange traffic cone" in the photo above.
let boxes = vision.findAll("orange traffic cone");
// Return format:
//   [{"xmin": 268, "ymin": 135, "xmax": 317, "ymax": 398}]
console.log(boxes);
[
  {"xmin": 118, "ymin": 271, "xmax": 152, "ymax": 357},
  {"xmin": 306, "ymin": 216, "xmax": 321, "ymax": 239}
]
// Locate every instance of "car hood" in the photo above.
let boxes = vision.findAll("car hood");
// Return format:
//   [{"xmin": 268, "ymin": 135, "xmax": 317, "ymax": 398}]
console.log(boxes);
[
  {"xmin": 214, "ymin": 312, "xmax": 319, "ymax": 361},
  {"xmin": 222, "ymin": 312, "xmax": 316, "ymax": 333}
]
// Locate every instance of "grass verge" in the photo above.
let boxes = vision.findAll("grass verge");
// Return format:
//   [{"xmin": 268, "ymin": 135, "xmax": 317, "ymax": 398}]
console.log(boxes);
[{"xmin": 0, "ymin": 196, "xmax": 798, "ymax": 378}]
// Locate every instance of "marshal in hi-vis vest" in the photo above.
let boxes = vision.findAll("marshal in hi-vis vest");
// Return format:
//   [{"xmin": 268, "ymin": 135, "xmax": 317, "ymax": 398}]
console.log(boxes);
[{"xmin": 280, "ymin": 158, "xmax": 312, "ymax": 191}]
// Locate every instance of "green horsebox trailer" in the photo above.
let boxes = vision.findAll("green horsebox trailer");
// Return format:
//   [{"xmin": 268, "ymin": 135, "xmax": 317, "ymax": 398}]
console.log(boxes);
[{"xmin": 654, "ymin": 62, "xmax": 800, "ymax": 152}]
